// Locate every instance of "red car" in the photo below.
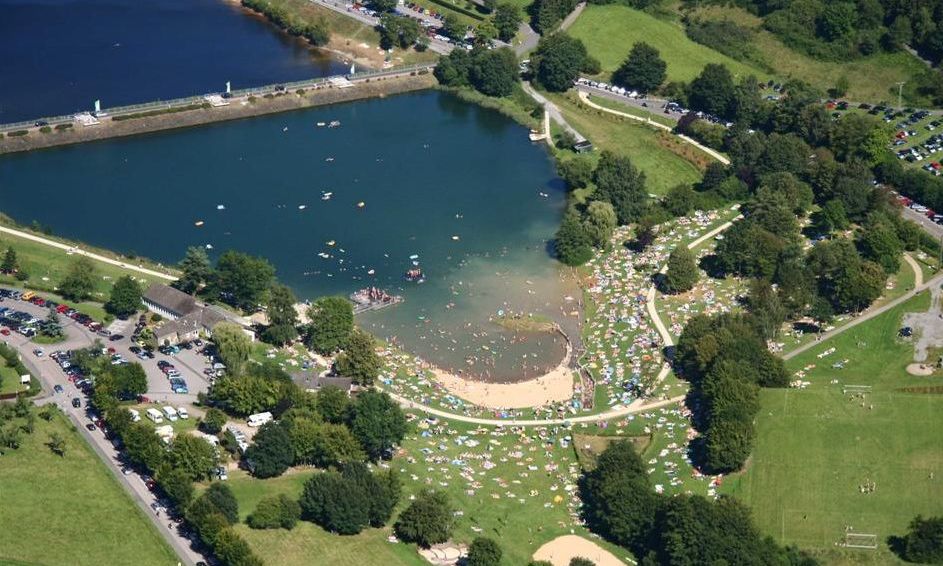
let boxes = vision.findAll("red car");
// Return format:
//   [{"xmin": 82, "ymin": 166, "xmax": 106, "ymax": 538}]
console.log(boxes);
[
  {"xmin": 0, "ymin": 328, "xmax": 10, "ymax": 336},
  {"xmin": 56, "ymin": 304, "xmax": 69, "ymax": 313}
]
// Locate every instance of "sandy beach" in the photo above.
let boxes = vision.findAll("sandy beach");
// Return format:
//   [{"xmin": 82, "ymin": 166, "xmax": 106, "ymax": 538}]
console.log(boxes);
[
  {"xmin": 532, "ymin": 535, "xmax": 628, "ymax": 566},
  {"xmin": 429, "ymin": 335, "xmax": 576, "ymax": 409}
]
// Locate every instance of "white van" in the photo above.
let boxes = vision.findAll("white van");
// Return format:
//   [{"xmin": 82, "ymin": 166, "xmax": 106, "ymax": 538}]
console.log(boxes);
[
  {"xmin": 128, "ymin": 409, "xmax": 141, "ymax": 422},
  {"xmin": 177, "ymin": 407, "xmax": 189, "ymax": 420},
  {"xmin": 162, "ymin": 406, "xmax": 179, "ymax": 422},
  {"xmin": 146, "ymin": 408, "xmax": 164, "ymax": 424},
  {"xmin": 247, "ymin": 411, "xmax": 273, "ymax": 428}
]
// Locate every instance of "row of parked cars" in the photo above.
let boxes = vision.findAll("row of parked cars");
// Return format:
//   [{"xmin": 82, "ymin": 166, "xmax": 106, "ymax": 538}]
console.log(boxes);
[
  {"xmin": 897, "ymin": 195, "xmax": 943, "ymax": 225},
  {"xmin": 0, "ymin": 287, "xmax": 105, "ymax": 335},
  {"xmin": 157, "ymin": 360, "xmax": 189, "ymax": 394}
]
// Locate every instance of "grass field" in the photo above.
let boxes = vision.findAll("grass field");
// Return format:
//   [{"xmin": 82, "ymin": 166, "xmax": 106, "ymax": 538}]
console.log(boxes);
[
  {"xmin": 0, "ymin": 410, "xmax": 178, "ymax": 566},
  {"xmin": 0, "ymin": 357, "xmax": 23, "ymax": 395},
  {"xmin": 569, "ymin": 5, "xmax": 765, "ymax": 84},
  {"xmin": 547, "ymin": 91, "xmax": 705, "ymax": 194},
  {"xmin": 688, "ymin": 5, "xmax": 935, "ymax": 106},
  {"xmin": 722, "ymin": 292, "xmax": 943, "ymax": 563}
]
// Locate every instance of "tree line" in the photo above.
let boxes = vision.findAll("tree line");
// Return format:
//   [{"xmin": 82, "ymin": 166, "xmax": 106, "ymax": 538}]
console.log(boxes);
[{"xmin": 579, "ymin": 440, "xmax": 818, "ymax": 565}]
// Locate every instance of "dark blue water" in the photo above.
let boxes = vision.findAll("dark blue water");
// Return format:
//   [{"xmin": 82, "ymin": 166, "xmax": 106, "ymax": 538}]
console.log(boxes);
[
  {"xmin": 0, "ymin": 0, "xmax": 347, "ymax": 123},
  {"xmin": 0, "ymin": 91, "xmax": 570, "ymax": 379}
]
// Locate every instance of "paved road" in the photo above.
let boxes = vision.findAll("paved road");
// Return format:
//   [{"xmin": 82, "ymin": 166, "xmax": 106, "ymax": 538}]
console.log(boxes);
[
  {"xmin": 783, "ymin": 269, "xmax": 943, "ymax": 361},
  {"xmin": 576, "ymin": 84, "xmax": 682, "ymax": 122},
  {"xmin": 1, "ymin": 296, "xmax": 223, "ymax": 565},
  {"xmin": 0, "ymin": 225, "xmax": 177, "ymax": 281},
  {"xmin": 902, "ymin": 205, "xmax": 943, "ymax": 240},
  {"xmin": 5, "ymin": 345, "xmax": 204, "ymax": 564},
  {"xmin": 522, "ymin": 81, "xmax": 586, "ymax": 142},
  {"xmin": 557, "ymin": 1, "xmax": 585, "ymax": 31},
  {"xmin": 312, "ymin": 0, "xmax": 455, "ymax": 54}
]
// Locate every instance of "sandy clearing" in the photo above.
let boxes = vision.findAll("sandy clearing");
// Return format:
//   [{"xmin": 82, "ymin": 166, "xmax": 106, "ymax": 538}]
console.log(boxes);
[{"xmin": 532, "ymin": 535, "xmax": 629, "ymax": 566}]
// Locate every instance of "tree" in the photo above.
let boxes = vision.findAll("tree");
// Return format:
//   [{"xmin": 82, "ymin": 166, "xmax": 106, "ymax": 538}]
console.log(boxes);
[
  {"xmin": 534, "ymin": 33, "xmax": 589, "ymax": 92},
  {"xmin": 858, "ymin": 220, "xmax": 903, "ymax": 275},
  {"xmin": 47, "ymin": 432, "xmax": 67, "ymax": 456},
  {"xmin": 262, "ymin": 284, "xmax": 299, "ymax": 346},
  {"xmin": 177, "ymin": 246, "xmax": 212, "ymax": 294},
  {"xmin": 299, "ymin": 470, "xmax": 372, "ymax": 535},
  {"xmin": 201, "ymin": 407, "xmax": 228, "ymax": 434},
  {"xmin": 1, "ymin": 247, "xmax": 18, "ymax": 274},
  {"xmin": 493, "ymin": 3, "xmax": 522, "ymax": 42},
  {"xmin": 213, "ymin": 528, "xmax": 263, "ymax": 566},
  {"xmin": 442, "ymin": 13, "xmax": 464, "ymax": 40},
  {"xmin": 474, "ymin": 19, "xmax": 498, "ymax": 46},
  {"xmin": 901, "ymin": 515, "xmax": 943, "ymax": 563},
  {"xmin": 558, "ymin": 156, "xmax": 593, "ymax": 190},
  {"xmin": 379, "ymin": 14, "xmax": 422, "ymax": 50},
  {"xmin": 394, "ymin": 490, "xmax": 454, "ymax": 548},
  {"xmin": 335, "ymin": 329, "xmax": 382, "ymax": 386},
  {"xmin": 169, "ymin": 434, "xmax": 218, "ymax": 481},
  {"xmin": 186, "ymin": 495, "xmax": 230, "ymax": 547},
  {"xmin": 123, "ymin": 422, "xmax": 167, "ymax": 471},
  {"xmin": 204, "ymin": 483, "xmax": 240, "ymax": 525},
  {"xmin": 305, "ymin": 296, "xmax": 354, "ymax": 354},
  {"xmin": 317, "ymin": 385, "xmax": 350, "ymax": 424},
  {"xmin": 687, "ymin": 64, "xmax": 736, "ymax": 119},
  {"xmin": 209, "ymin": 374, "xmax": 282, "ymax": 416},
  {"xmin": 583, "ymin": 201, "xmax": 617, "ymax": 250},
  {"xmin": 247, "ymin": 494, "xmax": 301, "ymax": 530},
  {"xmin": 569, "ymin": 559, "xmax": 595, "ymax": 566},
  {"xmin": 213, "ymin": 322, "xmax": 252, "ymax": 377},
  {"xmin": 593, "ymin": 151, "xmax": 648, "ymax": 225},
  {"xmin": 104, "ymin": 275, "xmax": 143, "ymax": 318},
  {"xmin": 467, "ymin": 537, "xmax": 503, "ymax": 566},
  {"xmin": 310, "ymin": 422, "xmax": 365, "ymax": 467},
  {"xmin": 469, "ymin": 47, "xmax": 519, "ymax": 97},
  {"xmin": 212, "ymin": 250, "xmax": 276, "ymax": 311},
  {"xmin": 59, "ymin": 257, "xmax": 96, "ymax": 301},
  {"xmin": 664, "ymin": 246, "xmax": 699, "ymax": 293},
  {"xmin": 245, "ymin": 421, "xmax": 294, "ymax": 478},
  {"xmin": 612, "ymin": 42, "xmax": 666, "ymax": 93},
  {"xmin": 370, "ymin": 0, "xmax": 397, "ymax": 12},
  {"xmin": 555, "ymin": 210, "xmax": 594, "ymax": 266},
  {"xmin": 156, "ymin": 464, "xmax": 195, "ymax": 508},
  {"xmin": 347, "ymin": 390, "xmax": 407, "ymax": 460}
]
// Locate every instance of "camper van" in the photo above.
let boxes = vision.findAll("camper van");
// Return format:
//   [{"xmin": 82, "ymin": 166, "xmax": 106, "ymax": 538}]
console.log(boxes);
[
  {"xmin": 128, "ymin": 408, "xmax": 141, "ymax": 422},
  {"xmin": 247, "ymin": 411, "xmax": 273, "ymax": 428},
  {"xmin": 146, "ymin": 408, "xmax": 163, "ymax": 424},
  {"xmin": 162, "ymin": 406, "xmax": 179, "ymax": 422},
  {"xmin": 177, "ymin": 407, "xmax": 189, "ymax": 420}
]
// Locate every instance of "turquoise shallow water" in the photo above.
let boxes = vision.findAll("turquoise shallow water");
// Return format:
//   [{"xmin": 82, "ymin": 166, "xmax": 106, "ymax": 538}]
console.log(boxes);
[{"xmin": 0, "ymin": 91, "xmax": 571, "ymax": 380}]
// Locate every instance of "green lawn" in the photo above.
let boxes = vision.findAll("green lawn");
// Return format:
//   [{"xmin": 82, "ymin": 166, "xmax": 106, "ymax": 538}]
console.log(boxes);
[
  {"xmin": 569, "ymin": 5, "xmax": 765, "ymax": 84},
  {"xmin": 547, "ymin": 91, "xmax": 705, "ymax": 194},
  {"xmin": 0, "ymin": 358, "xmax": 23, "ymax": 395},
  {"xmin": 722, "ymin": 292, "xmax": 943, "ymax": 563},
  {"xmin": 0, "ymin": 229, "xmax": 173, "ymax": 304},
  {"xmin": 688, "ymin": 5, "xmax": 935, "ymax": 106},
  {"xmin": 0, "ymin": 410, "xmax": 178, "ymax": 566}
]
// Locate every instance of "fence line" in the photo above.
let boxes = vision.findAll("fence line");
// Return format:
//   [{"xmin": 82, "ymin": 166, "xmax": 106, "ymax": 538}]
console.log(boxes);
[{"xmin": 0, "ymin": 64, "xmax": 433, "ymax": 133}]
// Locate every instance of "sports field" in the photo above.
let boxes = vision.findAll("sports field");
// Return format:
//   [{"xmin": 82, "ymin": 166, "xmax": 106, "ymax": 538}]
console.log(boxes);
[
  {"xmin": 568, "ymin": 5, "xmax": 764, "ymax": 83},
  {"xmin": 722, "ymin": 292, "xmax": 943, "ymax": 563},
  {"xmin": 0, "ymin": 409, "xmax": 178, "ymax": 566}
]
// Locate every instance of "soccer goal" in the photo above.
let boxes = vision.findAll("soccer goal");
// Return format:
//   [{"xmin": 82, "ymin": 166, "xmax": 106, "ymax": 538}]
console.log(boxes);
[
  {"xmin": 842, "ymin": 385, "xmax": 872, "ymax": 395},
  {"xmin": 841, "ymin": 532, "xmax": 878, "ymax": 550}
]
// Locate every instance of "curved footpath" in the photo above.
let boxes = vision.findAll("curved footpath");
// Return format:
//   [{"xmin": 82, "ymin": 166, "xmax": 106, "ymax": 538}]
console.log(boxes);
[
  {"xmin": 0, "ymin": 224, "xmax": 177, "ymax": 281},
  {"xmin": 576, "ymin": 90, "xmax": 731, "ymax": 165}
]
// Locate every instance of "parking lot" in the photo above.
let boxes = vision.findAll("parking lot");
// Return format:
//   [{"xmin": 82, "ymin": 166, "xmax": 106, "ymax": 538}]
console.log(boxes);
[{"xmin": 0, "ymin": 288, "xmax": 214, "ymax": 405}]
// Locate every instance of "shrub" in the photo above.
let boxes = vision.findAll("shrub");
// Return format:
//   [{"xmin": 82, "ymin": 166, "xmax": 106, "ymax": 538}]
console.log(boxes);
[
  {"xmin": 8, "ymin": 130, "xmax": 28, "ymax": 137},
  {"xmin": 394, "ymin": 490, "xmax": 453, "ymax": 548},
  {"xmin": 39, "ymin": 126, "xmax": 52, "ymax": 134},
  {"xmin": 247, "ymin": 495, "xmax": 301, "ymax": 530},
  {"xmin": 54, "ymin": 123, "xmax": 73, "ymax": 131}
]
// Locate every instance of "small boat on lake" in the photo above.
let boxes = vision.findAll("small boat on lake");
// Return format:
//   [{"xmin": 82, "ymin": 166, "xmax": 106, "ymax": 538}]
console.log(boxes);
[
  {"xmin": 405, "ymin": 268, "xmax": 424, "ymax": 282},
  {"xmin": 349, "ymin": 287, "xmax": 402, "ymax": 313},
  {"xmin": 328, "ymin": 120, "xmax": 341, "ymax": 128}
]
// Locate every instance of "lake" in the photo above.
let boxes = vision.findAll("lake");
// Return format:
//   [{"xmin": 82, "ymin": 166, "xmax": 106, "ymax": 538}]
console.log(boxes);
[
  {"xmin": 0, "ymin": 91, "xmax": 572, "ymax": 381},
  {"xmin": 0, "ymin": 0, "xmax": 347, "ymax": 124}
]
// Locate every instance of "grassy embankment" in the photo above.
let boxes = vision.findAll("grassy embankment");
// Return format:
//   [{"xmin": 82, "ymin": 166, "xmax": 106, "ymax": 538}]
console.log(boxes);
[
  {"xmin": 722, "ymin": 292, "xmax": 943, "ymax": 564},
  {"xmin": 568, "ymin": 3, "xmax": 933, "ymax": 107},
  {"xmin": 686, "ymin": 4, "xmax": 934, "ymax": 106},
  {"xmin": 0, "ymin": 410, "xmax": 179, "ymax": 566},
  {"xmin": 0, "ymin": 218, "xmax": 178, "ymax": 321}
]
